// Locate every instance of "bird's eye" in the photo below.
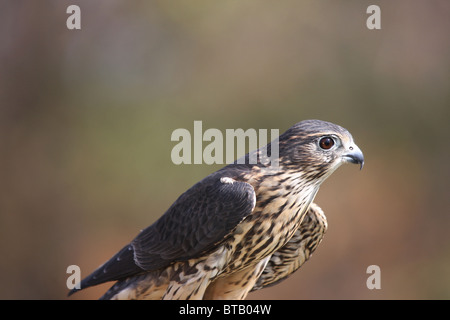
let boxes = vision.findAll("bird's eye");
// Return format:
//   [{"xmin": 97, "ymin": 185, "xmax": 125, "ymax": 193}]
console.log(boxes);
[{"xmin": 319, "ymin": 137, "xmax": 335, "ymax": 150}]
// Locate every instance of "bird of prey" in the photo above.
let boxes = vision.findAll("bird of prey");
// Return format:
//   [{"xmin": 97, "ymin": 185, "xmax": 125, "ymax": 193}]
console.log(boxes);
[{"xmin": 69, "ymin": 119, "xmax": 364, "ymax": 300}]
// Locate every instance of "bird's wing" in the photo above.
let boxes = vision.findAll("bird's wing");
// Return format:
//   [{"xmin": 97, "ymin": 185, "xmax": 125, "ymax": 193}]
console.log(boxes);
[
  {"xmin": 133, "ymin": 176, "xmax": 256, "ymax": 270},
  {"xmin": 69, "ymin": 175, "xmax": 255, "ymax": 295},
  {"xmin": 251, "ymin": 202, "xmax": 327, "ymax": 291}
]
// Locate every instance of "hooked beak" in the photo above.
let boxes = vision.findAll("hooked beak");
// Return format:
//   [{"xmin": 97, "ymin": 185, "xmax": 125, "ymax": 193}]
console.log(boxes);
[{"xmin": 342, "ymin": 144, "xmax": 364, "ymax": 170}]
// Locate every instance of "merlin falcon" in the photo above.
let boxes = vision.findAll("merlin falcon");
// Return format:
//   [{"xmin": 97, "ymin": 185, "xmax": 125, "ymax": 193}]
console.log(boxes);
[{"xmin": 69, "ymin": 119, "xmax": 364, "ymax": 299}]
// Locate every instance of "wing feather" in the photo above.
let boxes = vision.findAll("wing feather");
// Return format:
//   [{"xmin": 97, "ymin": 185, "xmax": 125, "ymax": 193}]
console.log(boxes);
[
  {"xmin": 69, "ymin": 174, "xmax": 255, "ymax": 295},
  {"xmin": 133, "ymin": 176, "xmax": 256, "ymax": 270}
]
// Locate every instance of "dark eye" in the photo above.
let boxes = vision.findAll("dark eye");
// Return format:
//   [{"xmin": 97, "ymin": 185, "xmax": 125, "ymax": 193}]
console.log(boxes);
[{"xmin": 319, "ymin": 137, "xmax": 335, "ymax": 150}]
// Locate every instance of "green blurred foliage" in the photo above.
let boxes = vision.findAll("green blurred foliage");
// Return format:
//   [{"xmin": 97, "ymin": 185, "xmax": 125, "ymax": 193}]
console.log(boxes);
[{"xmin": 0, "ymin": 0, "xmax": 449, "ymax": 299}]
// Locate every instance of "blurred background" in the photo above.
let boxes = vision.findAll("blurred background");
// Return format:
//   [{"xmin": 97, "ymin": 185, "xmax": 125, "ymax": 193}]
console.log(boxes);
[{"xmin": 0, "ymin": 0, "xmax": 449, "ymax": 299}]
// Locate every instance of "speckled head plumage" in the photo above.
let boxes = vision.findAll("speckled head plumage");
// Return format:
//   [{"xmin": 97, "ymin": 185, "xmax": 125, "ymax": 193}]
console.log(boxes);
[{"xmin": 277, "ymin": 120, "xmax": 364, "ymax": 178}]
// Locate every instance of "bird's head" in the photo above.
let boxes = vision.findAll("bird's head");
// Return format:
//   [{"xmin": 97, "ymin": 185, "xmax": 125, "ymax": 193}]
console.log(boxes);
[{"xmin": 278, "ymin": 119, "xmax": 364, "ymax": 181}]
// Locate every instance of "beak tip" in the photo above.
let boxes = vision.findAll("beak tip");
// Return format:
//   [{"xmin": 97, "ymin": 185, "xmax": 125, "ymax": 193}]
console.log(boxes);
[{"xmin": 343, "ymin": 147, "xmax": 364, "ymax": 170}]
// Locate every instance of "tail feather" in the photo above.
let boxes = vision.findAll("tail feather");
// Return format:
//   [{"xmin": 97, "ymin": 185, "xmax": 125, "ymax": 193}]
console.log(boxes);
[{"xmin": 68, "ymin": 244, "xmax": 145, "ymax": 296}]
